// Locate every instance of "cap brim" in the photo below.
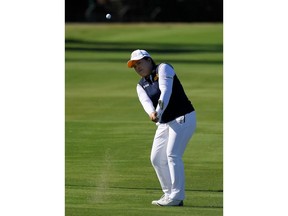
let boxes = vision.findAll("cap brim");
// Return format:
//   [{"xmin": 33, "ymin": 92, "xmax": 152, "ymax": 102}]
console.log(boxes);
[
  {"xmin": 127, "ymin": 60, "xmax": 136, "ymax": 68},
  {"xmin": 127, "ymin": 54, "xmax": 149, "ymax": 68}
]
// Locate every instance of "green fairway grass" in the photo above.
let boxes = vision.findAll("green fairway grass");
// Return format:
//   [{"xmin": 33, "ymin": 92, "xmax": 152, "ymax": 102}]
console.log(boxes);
[{"xmin": 65, "ymin": 23, "xmax": 223, "ymax": 216}]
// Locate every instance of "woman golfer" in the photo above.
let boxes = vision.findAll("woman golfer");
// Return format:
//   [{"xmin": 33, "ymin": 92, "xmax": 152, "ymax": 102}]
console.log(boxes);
[{"xmin": 127, "ymin": 49, "xmax": 196, "ymax": 206}]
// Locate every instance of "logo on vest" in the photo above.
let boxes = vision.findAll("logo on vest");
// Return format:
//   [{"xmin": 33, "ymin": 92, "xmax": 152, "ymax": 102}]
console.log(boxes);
[{"xmin": 154, "ymin": 73, "xmax": 159, "ymax": 81}]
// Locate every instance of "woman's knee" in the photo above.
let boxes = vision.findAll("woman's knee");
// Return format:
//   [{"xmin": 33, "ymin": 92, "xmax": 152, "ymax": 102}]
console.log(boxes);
[
  {"xmin": 167, "ymin": 153, "xmax": 182, "ymax": 164},
  {"xmin": 151, "ymin": 153, "xmax": 167, "ymax": 167}
]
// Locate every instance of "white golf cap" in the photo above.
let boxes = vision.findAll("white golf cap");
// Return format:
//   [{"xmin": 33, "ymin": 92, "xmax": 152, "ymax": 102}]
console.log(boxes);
[{"xmin": 127, "ymin": 49, "xmax": 151, "ymax": 68}]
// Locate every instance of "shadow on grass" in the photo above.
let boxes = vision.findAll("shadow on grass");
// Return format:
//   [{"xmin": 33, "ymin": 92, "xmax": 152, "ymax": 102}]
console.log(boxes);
[
  {"xmin": 109, "ymin": 186, "xmax": 223, "ymax": 193},
  {"xmin": 65, "ymin": 39, "xmax": 223, "ymax": 54},
  {"xmin": 65, "ymin": 58, "xmax": 222, "ymax": 65},
  {"xmin": 187, "ymin": 205, "xmax": 223, "ymax": 209},
  {"xmin": 66, "ymin": 184, "xmax": 223, "ymax": 193},
  {"xmin": 65, "ymin": 39, "xmax": 223, "ymax": 65}
]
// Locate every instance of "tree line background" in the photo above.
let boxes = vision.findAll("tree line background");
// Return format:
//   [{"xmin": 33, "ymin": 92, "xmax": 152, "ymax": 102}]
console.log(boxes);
[{"xmin": 66, "ymin": 0, "xmax": 223, "ymax": 22}]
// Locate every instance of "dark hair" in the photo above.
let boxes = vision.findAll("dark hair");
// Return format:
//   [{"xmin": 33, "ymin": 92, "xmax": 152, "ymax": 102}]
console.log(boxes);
[{"xmin": 143, "ymin": 57, "xmax": 156, "ymax": 68}]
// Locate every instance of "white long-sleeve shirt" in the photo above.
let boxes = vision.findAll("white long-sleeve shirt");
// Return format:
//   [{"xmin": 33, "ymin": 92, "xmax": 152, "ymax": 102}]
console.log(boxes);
[{"xmin": 136, "ymin": 63, "xmax": 175, "ymax": 121}]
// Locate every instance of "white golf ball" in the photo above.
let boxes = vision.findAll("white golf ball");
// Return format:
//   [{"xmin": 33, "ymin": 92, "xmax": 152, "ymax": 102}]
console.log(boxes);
[{"xmin": 106, "ymin": 14, "xmax": 112, "ymax": 19}]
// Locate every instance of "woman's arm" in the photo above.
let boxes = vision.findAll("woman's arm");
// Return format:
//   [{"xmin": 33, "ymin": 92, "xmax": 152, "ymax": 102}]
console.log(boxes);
[
  {"xmin": 136, "ymin": 84, "xmax": 156, "ymax": 116},
  {"xmin": 155, "ymin": 63, "xmax": 175, "ymax": 120}
]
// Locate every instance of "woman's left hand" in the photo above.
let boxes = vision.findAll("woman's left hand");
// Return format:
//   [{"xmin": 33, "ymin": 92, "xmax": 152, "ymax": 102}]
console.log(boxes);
[{"xmin": 149, "ymin": 112, "xmax": 159, "ymax": 123}]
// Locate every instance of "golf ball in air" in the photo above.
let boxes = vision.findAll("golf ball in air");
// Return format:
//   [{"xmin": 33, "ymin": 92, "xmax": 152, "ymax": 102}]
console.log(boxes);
[{"xmin": 106, "ymin": 14, "xmax": 111, "ymax": 19}]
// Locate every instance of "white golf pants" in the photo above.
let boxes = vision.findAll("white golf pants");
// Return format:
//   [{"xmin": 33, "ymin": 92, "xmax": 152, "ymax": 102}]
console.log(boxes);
[{"xmin": 150, "ymin": 111, "xmax": 196, "ymax": 200}]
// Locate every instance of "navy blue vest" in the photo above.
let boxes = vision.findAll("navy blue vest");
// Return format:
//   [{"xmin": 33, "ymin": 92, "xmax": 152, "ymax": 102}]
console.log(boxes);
[{"xmin": 138, "ymin": 64, "xmax": 195, "ymax": 123}]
